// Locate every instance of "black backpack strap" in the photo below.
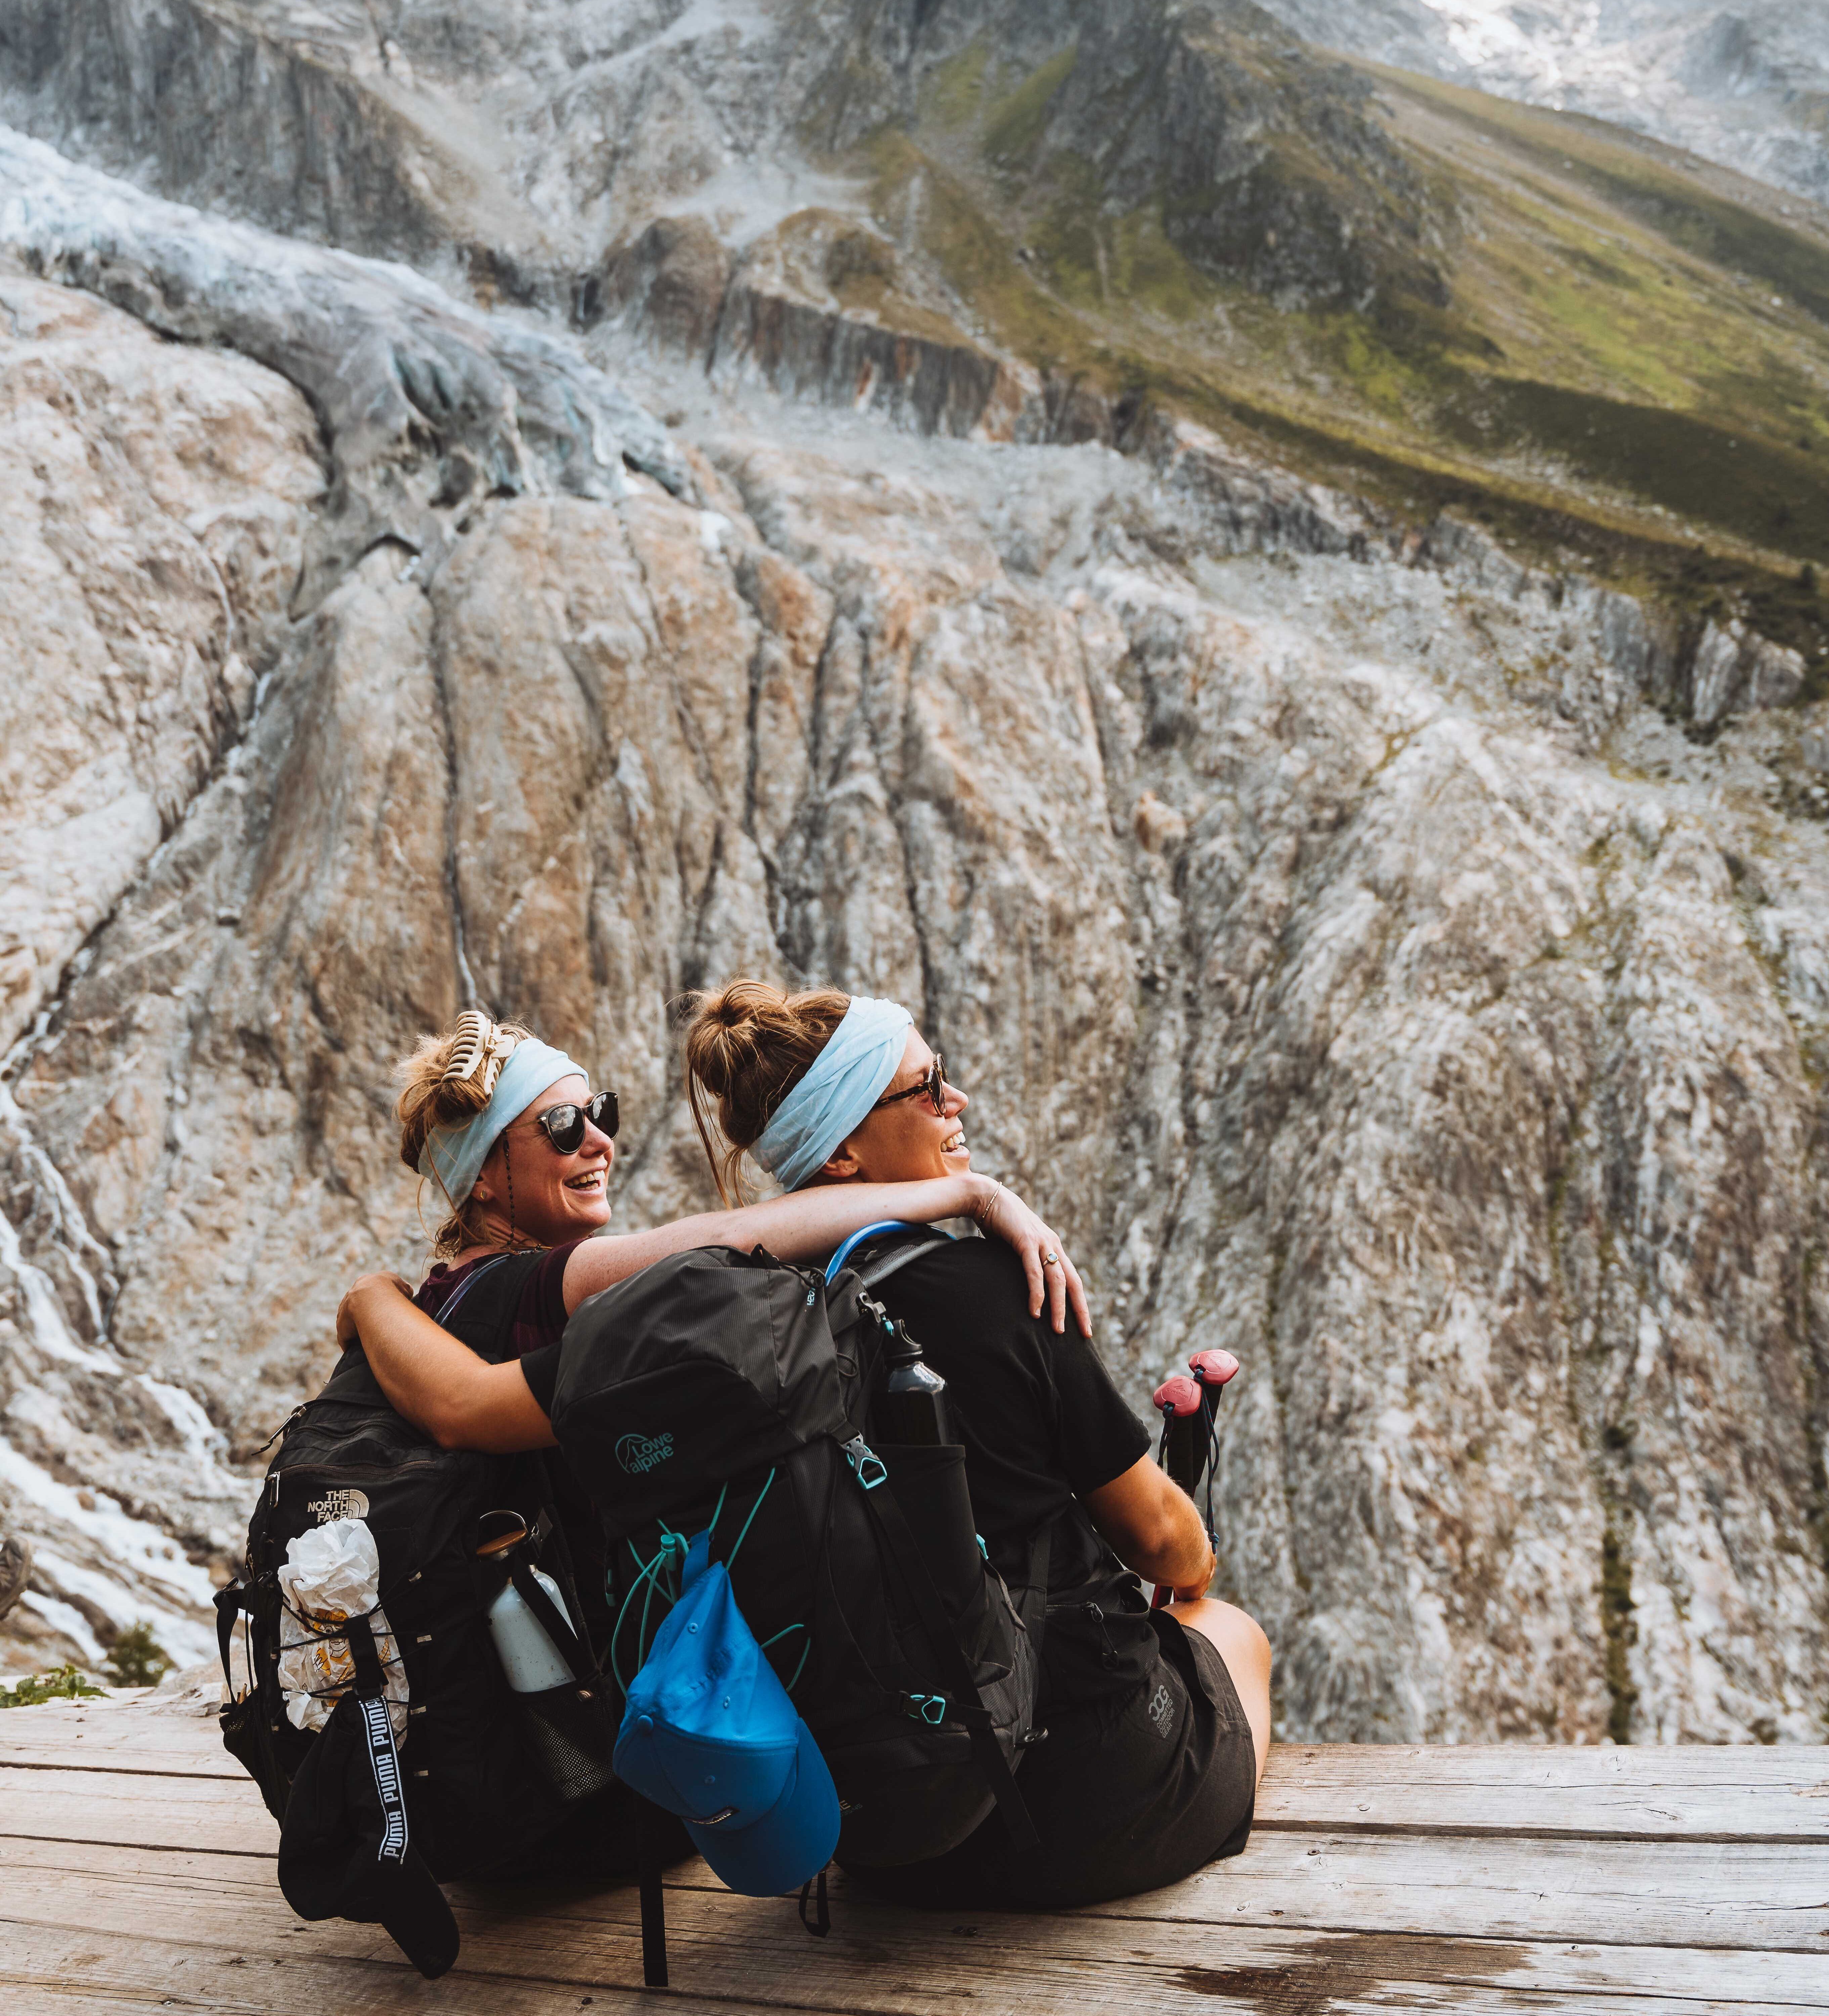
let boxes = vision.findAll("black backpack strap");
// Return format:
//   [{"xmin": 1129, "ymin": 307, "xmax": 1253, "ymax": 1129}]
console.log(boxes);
[
  {"xmin": 343, "ymin": 1614, "xmax": 410, "ymax": 1865},
  {"xmin": 506, "ymin": 1553, "xmax": 594, "ymax": 1684},
  {"xmin": 851, "ymin": 1451, "xmax": 1039, "ymax": 1853},
  {"xmin": 430, "ymin": 1250, "xmax": 517, "ymax": 1328},
  {"xmin": 213, "ymin": 1582, "xmax": 249, "ymax": 1701},
  {"xmin": 798, "ymin": 1867, "xmax": 831, "ymax": 1938},
  {"xmin": 638, "ymin": 1797, "xmax": 669, "ymax": 1986}
]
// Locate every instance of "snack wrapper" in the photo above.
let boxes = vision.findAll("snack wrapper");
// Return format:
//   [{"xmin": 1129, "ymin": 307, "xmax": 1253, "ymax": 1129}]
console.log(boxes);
[{"xmin": 276, "ymin": 1518, "xmax": 408, "ymax": 1737}]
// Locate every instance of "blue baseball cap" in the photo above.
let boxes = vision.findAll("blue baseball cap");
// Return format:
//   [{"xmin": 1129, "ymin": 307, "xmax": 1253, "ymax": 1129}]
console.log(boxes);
[{"xmin": 613, "ymin": 1533, "xmax": 838, "ymax": 1897}]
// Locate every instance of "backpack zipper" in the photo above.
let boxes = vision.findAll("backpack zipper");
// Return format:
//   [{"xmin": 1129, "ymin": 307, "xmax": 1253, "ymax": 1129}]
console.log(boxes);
[{"xmin": 1046, "ymin": 1596, "xmax": 1121, "ymax": 1671}]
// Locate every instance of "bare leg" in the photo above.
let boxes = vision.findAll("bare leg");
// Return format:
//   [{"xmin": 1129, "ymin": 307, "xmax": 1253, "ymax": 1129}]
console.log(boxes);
[{"xmin": 1164, "ymin": 1597, "xmax": 1271, "ymax": 1787}]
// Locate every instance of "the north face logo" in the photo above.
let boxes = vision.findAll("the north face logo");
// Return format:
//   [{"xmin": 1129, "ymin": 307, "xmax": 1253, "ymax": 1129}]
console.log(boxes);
[
  {"xmin": 307, "ymin": 1488, "xmax": 370, "ymax": 1524},
  {"xmin": 616, "ymin": 1431, "xmax": 676, "ymax": 1476}
]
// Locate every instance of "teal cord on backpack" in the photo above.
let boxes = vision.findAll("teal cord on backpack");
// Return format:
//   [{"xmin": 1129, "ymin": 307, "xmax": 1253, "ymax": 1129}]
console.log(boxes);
[
  {"xmin": 551, "ymin": 1232, "xmax": 1044, "ymax": 1877},
  {"xmin": 613, "ymin": 1529, "xmax": 840, "ymax": 1898}
]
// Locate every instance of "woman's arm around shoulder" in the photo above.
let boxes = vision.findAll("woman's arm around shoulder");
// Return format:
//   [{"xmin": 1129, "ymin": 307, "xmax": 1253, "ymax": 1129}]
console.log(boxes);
[
  {"xmin": 560, "ymin": 1173, "xmax": 1093, "ymax": 1336},
  {"xmin": 336, "ymin": 1274, "xmax": 556, "ymax": 1453}
]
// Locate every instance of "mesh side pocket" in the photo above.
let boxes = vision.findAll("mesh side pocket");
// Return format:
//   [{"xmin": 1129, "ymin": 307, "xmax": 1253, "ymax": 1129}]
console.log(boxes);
[{"xmin": 517, "ymin": 1680, "xmax": 618, "ymax": 1806}]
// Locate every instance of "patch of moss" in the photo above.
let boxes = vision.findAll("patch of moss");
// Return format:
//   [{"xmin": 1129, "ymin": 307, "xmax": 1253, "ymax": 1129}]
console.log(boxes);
[
  {"xmin": 771, "ymin": 206, "xmax": 979, "ymax": 350},
  {"xmin": 870, "ymin": 131, "xmax": 1093, "ymax": 369},
  {"xmin": 1460, "ymin": 378, "xmax": 1829, "ymax": 564},
  {"xmin": 1108, "ymin": 207, "xmax": 1223, "ymax": 325},
  {"xmin": 1374, "ymin": 63, "xmax": 1829, "ymax": 323},
  {"xmin": 925, "ymin": 34, "xmax": 992, "ymax": 131},
  {"xmin": 983, "ymin": 44, "xmax": 1077, "ymax": 166}
]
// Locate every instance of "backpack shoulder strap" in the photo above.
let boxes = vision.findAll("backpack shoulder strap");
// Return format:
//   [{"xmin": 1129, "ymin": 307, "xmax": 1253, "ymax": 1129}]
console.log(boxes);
[
  {"xmin": 427, "ymin": 1249, "xmax": 546, "ymax": 1362},
  {"xmin": 850, "ymin": 1231, "xmax": 953, "ymax": 1295},
  {"xmin": 850, "ymin": 1453, "xmax": 1039, "ymax": 1854}
]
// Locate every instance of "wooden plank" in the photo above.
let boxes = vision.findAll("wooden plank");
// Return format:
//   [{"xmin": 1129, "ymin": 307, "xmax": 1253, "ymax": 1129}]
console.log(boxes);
[
  {"xmin": 1257, "ymin": 1743, "xmax": 1829, "ymax": 1842},
  {"xmin": 5, "ymin": 1840, "xmax": 1828, "ymax": 2012},
  {"xmin": 12, "ymin": 1707, "xmax": 1828, "ymax": 1840},
  {"xmin": 0, "ymin": 1717, "xmax": 243, "ymax": 1781},
  {"xmin": 1068, "ymin": 1827, "xmax": 1829, "ymax": 1952},
  {"xmin": 0, "ymin": 1920, "xmax": 740, "ymax": 2016},
  {"xmin": 8, "ymin": 1754, "xmax": 1828, "ymax": 1951},
  {"xmin": 13, "ymin": 1706, "xmax": 1829, "ymax": 1824},
  {"xmin": 0, "ymin": 1764, "xmax": 277, "ymax": 1858},
  {"xmin": 661, "ymin": 1835, "xmax": 1829, "ymax": 1954}
]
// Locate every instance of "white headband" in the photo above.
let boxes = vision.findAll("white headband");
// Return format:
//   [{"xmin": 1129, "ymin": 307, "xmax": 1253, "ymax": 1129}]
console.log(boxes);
[
  {"xmin": 419, "ymin": 1033, "xmax": 584, "ymax": 1208},
  {"xmin": 751, "ymin": 996, "xmax": 913, "ymax": 1192}
]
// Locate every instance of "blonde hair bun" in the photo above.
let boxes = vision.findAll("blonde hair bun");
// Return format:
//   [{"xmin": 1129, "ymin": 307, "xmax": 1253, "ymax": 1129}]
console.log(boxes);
[{"xmin": 682, "ymin": 980, "xmax": 851, "ymax": 1204}]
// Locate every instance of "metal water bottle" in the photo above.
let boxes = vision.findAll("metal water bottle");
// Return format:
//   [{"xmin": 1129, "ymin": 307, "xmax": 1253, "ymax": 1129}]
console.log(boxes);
[
  {"xmin": 875, "ymin": 1316, "xmax": 953, "ymax": 1447},
  {"xmin": 477, "ymin": 1516, "xmax": 577, "ymax": 1693}
]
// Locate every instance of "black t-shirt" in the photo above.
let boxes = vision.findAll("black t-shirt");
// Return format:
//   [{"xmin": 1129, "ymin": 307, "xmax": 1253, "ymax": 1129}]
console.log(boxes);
[
  {"xmin": 870, "ymin": 1237, "xmax": 1155, "ymax": 1710},
  {"xmin": 416, "ymin": 1243, "xmax": 608, "ymax": 1651},
  {"xmin": 517, "ymin": 1235, "xmax": 1156, "ymax": 1709}
]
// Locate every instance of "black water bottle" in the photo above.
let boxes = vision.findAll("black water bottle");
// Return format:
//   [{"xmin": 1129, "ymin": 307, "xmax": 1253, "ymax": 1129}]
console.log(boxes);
[{"xmin": 875, "ymin": 1317, "xmax": 953, "ymax": 1446}]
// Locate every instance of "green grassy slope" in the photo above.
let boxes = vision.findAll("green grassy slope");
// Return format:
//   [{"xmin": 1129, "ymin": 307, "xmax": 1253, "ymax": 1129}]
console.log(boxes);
[{"xmin": 832, "ymin": 17, "xmax": 1829, "ymax": 666}]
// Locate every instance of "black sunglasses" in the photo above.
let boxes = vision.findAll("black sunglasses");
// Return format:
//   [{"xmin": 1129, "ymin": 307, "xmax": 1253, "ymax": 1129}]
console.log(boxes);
[
  {"xmin": 872, "ymin": 1053, "xmax": 947, "ymax": 1119},
  {"xmin": 526, "ymin": 1090, "xmax": 619, "ymax": 1154}
]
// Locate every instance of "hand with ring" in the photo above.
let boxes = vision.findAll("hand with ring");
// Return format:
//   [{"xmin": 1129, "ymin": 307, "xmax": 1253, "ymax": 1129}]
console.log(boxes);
[{"xmin": 970, "ymin": 1181, "xmax": 1091, "ymax": 1337}]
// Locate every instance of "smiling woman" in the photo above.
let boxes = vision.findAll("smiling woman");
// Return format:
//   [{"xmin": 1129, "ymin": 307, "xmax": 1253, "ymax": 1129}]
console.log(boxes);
[{"xmin": 338, "ymin": 1011, "xmax": 1089, "ymax": 1459}]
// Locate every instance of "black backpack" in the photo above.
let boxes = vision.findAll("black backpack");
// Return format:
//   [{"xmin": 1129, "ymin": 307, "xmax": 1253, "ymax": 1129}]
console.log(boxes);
[
  {"xmin": 551, "ymin": 1232, "xmax": 1045, "ymax": 1970},
  {"xmin": 215, "ymin": 1256, "xmax": 622, "ymax": 1976}
]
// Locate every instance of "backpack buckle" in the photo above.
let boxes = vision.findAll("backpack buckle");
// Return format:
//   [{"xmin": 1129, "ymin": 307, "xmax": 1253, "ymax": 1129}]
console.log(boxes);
[
  {"xmin": 842, "ymin": 1437, "xmax": 887, "ymax": 1490},
  {"xmin": 905, "ymin": 1693, "xmax": 948, "ymax": 1726}
]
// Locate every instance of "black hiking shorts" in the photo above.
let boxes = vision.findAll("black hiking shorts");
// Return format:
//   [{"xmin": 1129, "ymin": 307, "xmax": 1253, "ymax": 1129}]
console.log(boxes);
[{"xmin": 843, "ymin": 1607, "xmax": 1257, "ymax": 1910}]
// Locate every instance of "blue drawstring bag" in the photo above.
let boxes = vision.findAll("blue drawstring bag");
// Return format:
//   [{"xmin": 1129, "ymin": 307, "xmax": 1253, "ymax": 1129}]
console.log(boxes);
[{"xmin": 613, "ymin": 1531, "xmax": 839, "ymax": 1896}]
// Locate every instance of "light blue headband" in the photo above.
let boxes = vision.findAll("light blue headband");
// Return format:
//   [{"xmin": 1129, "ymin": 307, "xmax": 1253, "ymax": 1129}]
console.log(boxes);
[
  {"xmin": 419, "ymin": 1038, "xmax": 585, "ymax": 1208},
  {"xmin": 752, "ymin": 996, "xmax": 913, "ymax": 1192}
]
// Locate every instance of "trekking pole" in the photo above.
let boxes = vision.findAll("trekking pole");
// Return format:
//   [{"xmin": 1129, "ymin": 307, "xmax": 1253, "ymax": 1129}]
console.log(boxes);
[
  {"xmin": 1150, "ymin": 1374, "xmax": 1203, "ymax": 1611},
  {"xmin": 1150, "ymin": 1351, "xmax": 1240, "ymax": 1610}
]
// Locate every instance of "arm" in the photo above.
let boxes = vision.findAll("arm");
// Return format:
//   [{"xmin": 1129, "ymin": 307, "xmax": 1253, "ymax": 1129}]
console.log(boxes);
[
  {"xmin": 562, "ymin": 1173, "xmax": 1093, "ymax": 1337},
  {"xmin": 335, "ymin": 1276, "xmax": 556, "ymax": 1453},
  {"xmin": 1083, "ymin": 1455, "xmax": 1215, "ymax": 1600}
]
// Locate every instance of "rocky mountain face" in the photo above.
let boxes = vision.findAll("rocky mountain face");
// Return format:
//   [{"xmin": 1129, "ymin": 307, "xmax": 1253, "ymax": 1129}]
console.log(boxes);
[
  {"xmin": 1255, "ymin": 1, "xmax": 1829, "ymax": 208},
  {"xmin": 2, "ymin": 3, "xmax": 1828, "ymax": 1748}
]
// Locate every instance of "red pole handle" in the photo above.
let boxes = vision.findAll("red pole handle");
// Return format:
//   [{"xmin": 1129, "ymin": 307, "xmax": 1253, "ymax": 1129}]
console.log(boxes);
[
  {"xmin": 1152, "ymin": 1374, "xmax": 1203, "ymax": 1416},
  {"xmin": 1188, "ymin": 1349, "xmax": 1239, "ymax": 1387}
]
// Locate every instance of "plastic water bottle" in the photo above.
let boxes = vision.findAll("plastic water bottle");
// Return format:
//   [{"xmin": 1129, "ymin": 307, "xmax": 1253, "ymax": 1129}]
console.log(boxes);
[
  {"xmin": 478, "ymin": 1519, "xmax": 578, "ymax": 1693},
  {"xmin": 875, "ymin": 1316, "xmax": 953, "ymax": 1446}
]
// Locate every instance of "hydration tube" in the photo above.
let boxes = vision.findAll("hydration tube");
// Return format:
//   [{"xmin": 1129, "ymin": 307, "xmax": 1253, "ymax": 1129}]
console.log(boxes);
[
  {"xmin": 825, "ymin": 1219, "xmax": 922, "ymax": 1284},
  {"xmin": 819, "ymin": 1210, "xmax": 960, "ymax": 1290}
]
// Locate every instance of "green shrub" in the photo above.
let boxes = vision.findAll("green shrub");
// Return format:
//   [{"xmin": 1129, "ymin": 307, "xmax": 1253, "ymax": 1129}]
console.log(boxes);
[{"xmin": 103, "ymin": 1622, "xmax": 173, "ymax": 1689}]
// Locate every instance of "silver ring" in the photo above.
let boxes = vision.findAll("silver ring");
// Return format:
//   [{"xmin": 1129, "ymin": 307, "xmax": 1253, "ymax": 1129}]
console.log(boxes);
[{"xmin": 1042, "ymin": 1251, "xmax": 1060, "ymax": 1267}]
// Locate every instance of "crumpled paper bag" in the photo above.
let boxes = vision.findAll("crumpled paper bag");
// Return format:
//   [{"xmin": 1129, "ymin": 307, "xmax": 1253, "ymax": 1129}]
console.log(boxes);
[{"xmin": 276, "ymin": 1518, "xmax": 408, "ymax": 1737}]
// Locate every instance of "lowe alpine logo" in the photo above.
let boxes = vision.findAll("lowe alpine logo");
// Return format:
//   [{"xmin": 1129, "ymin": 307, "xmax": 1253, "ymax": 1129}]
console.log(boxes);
[
  {"xmin": 615, "ymin": 1431, "xmax": 676, "ymax": 1476},
  {"xmin": 307, "ymin": 1488, "xmax": 370, "ymax": 1524}
]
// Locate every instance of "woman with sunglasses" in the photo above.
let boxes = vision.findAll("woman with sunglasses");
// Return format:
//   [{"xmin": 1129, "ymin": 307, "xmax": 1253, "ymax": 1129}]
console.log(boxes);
[
  {"xmin": 676, "ymin": 981, "xmax": 1269, "ymax": 1909},
  {"xmin": 344, "ymin": 1009, "xmax": 1089, "ymax": 1448}
]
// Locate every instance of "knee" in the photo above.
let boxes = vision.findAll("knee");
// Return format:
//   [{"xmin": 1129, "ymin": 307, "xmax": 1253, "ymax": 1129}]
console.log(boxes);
[{"xmin": 1225, "ymin": 1605, "xmax": 1272, "ymax": 1678}]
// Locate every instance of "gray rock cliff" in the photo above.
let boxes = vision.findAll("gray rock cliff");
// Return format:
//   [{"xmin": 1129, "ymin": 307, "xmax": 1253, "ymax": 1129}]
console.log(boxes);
[{"xmin": 0, "ymin": 14, "xmax": 1827, "ymax": 1745}]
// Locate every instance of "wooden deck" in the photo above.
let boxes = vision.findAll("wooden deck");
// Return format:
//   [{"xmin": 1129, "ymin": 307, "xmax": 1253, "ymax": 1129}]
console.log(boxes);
[{"xmin": 3, "ymin": 1694, "xmax": 1828, "ymax": 2014}]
